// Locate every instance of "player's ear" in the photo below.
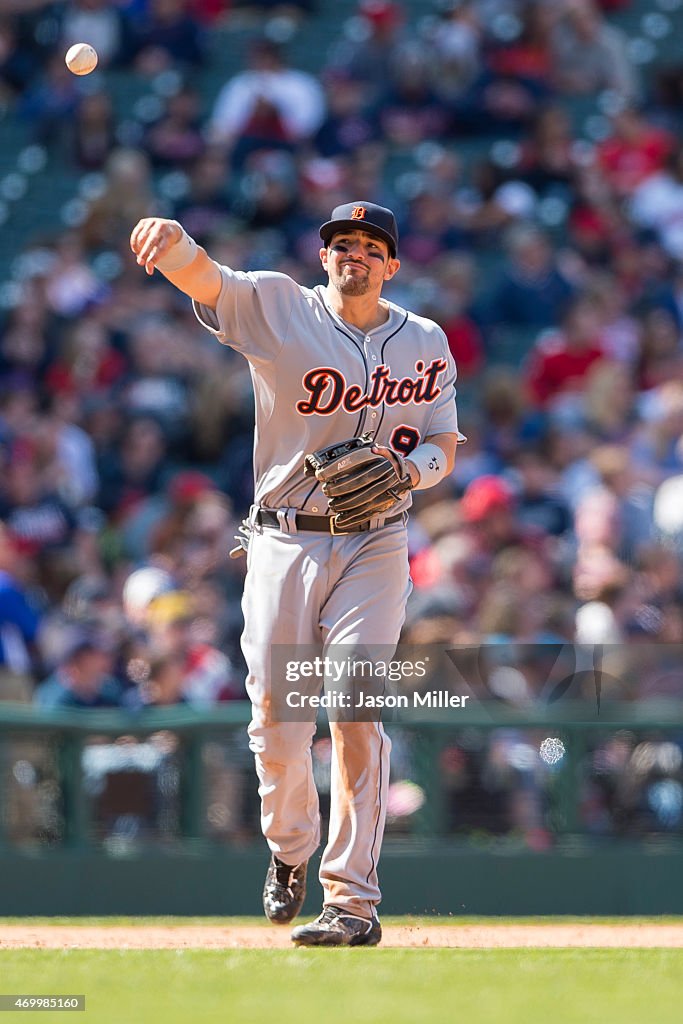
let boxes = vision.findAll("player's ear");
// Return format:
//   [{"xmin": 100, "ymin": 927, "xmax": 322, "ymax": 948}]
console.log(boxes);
[
  {"xmin": 320, "ymin": 246, "xmax": 329, "ymax": 271},
  {"xmin": 384, "ymin": 257, "xmax": 400, "ymax": 281}
]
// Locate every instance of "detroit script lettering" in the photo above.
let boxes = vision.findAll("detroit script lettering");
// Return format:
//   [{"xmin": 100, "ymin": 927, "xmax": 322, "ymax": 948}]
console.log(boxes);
[{"xmin": 296, "ymin": 358, "xmax": 448, "ymax": 415}]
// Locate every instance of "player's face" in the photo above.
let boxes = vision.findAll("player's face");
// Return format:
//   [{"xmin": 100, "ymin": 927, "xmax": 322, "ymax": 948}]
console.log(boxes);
[{"xmin": 321, "ymin": 231, "xmax": 399, "ymax": 297}]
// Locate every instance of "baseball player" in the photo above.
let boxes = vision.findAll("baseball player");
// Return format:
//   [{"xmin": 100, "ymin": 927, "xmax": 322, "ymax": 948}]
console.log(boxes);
[{"xmin": 130, "ymin": 201, "xmax": 464, "ymax": 946}]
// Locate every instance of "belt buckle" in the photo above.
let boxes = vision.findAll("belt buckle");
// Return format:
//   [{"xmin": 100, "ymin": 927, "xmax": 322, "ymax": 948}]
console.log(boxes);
[{"xmin": 329, "ymin": 517, "xmax": 366, "ymax": 535}]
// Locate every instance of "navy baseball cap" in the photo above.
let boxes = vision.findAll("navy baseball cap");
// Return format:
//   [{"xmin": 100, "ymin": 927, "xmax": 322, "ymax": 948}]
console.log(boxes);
[{"xmin": 319, "ymin": 202, "xmax": 399, "ymax": 257}]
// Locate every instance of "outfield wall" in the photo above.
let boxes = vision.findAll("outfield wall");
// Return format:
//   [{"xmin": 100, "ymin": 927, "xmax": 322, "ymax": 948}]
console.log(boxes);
[{"xmin": 2, "ymin": 844, "xmax": 683, "ymax": 917}]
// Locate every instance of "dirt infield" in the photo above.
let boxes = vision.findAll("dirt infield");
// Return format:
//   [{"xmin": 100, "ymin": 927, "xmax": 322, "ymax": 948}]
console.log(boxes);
[{"xmin": 2, "ymin": 924, "xmax": 683, "ymax": 949}]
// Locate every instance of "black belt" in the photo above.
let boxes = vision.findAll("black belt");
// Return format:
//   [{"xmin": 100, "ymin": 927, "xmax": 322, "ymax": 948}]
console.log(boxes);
[{"xmin": 255, "ymin": 509, "xmax": 405, "ymax": 535}]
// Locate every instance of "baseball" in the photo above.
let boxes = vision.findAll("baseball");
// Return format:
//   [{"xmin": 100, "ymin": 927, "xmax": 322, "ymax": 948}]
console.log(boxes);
[{"xmin": 65, "ymin": 42, "xmax": 98, "ymax": 76}]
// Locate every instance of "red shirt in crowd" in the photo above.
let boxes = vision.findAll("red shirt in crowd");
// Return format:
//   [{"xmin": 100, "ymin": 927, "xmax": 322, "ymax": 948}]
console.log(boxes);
[
  {"xmin": 45, "ymin": 348, "xmax": 126, "ymax": 395},
  {"xmin": 488, "ymin": 46, "xmax": 552, "ymax": 84},
  {"xmin": 190, "ymin": 0, "xmax": 229, "ymax": 23},
  {"xmin": 526, "ymin": 333, "xmax": 605, "ymax": 405},
  {"xmin": 597, "ymin": 128, "xmax": 673, "ymax": 195}
]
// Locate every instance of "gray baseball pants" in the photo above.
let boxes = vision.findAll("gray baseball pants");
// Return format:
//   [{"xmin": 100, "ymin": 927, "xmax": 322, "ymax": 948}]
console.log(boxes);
[{"xmin": 242, "ymin": 519, "xmax": 411, "ymax": 920}]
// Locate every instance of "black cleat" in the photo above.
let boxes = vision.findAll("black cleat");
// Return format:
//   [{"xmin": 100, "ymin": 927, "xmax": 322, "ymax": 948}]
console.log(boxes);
[
  {"xmin": 291, "ymin": 905, "xmax": 382, "ymax": 947},
  {"xmin": 262, "ymin": 855, "xmax": 308, "ymax": 924}
]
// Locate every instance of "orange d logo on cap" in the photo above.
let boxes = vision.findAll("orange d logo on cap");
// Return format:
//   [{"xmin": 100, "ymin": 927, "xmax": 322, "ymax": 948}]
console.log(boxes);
[{"xmin": 351, "ymin": 206, "xmax": 367, "ymax": 220}]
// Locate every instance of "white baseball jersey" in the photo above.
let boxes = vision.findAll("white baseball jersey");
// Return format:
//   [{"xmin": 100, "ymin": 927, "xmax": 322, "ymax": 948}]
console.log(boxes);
[{"xmin": 193, "ymin": 268, "xmax": 463, "ymax": 511}]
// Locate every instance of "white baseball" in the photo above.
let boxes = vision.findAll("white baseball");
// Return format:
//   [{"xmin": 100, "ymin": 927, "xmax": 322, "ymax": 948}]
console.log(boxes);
[{"xmin": 65, "ymin": 43, "xmax": 98, "ymax": 76}]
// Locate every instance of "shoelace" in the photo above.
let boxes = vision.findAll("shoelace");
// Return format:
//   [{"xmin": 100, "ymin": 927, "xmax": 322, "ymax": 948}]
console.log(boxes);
[
  {"xmin": 317, "ymin": 907, "xmax": 342, "ymax": 926},
  {"xmin": 317, "ymin": 906, "xmax": 376, "ymax": 930}
]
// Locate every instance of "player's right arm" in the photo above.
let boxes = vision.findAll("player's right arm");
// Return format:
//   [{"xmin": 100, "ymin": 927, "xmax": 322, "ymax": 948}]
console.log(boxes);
[
  {"xmin": 131, "ymin": 217, "xmax": 299, "ymax": 363},
  {"xmin": 130, "ymin": 217, "xmax": 222, "ymax": 309}
]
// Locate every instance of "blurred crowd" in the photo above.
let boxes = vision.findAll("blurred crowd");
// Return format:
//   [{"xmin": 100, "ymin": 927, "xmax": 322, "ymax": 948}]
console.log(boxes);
[{"xmin": 1, "ymin": 0, "xmax": 683, "ymax": 841}]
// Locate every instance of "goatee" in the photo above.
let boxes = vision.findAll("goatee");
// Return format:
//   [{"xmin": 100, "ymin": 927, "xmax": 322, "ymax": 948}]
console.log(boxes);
[{"xmin": 335, "ymin": 277, "xmax": 371, "ymax": 296}]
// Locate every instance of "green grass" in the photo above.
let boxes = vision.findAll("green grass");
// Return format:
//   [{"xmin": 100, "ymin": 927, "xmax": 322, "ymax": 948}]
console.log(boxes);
[{"xmin": 0, "ymin": 948, "xmax": 682, "ymax": 1024}]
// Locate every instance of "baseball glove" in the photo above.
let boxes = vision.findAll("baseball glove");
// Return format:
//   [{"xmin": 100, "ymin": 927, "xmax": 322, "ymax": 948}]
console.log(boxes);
[{"xmin": 304, "ymin": 431, "xmax": 412, "ymax": 531}]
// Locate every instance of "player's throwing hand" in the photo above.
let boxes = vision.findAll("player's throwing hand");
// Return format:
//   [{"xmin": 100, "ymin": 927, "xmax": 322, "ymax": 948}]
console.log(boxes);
[{"xmin": 130, "ymin": 217, "xmax": 184, "ymax": 275}]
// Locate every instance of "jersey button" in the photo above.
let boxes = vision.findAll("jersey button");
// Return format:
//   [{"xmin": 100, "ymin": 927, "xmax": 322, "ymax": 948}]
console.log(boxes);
[
  {"xmin": 371, "ymin": 412, "xmax": 377, "ymax": 418},
  {"xmin": 365, "ymin": 336, "xmax": 371, "ymax": 343},
  {"xmin": 311, "ymin": 506, "xmax": 319, "ymax": 512}
]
